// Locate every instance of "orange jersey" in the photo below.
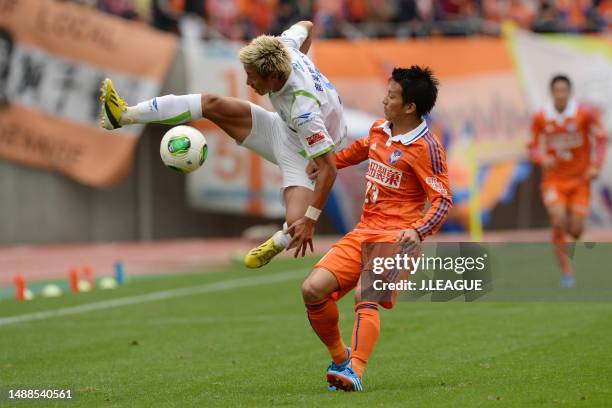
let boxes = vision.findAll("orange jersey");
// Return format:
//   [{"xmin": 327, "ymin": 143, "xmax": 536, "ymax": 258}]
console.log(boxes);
[
  {"xmin": 335, "ymin": 119, "xmax": 453, "ymax": 240},
  {"xmin": 529, "ymin": 101, "xmax": 607, "ymax": 181}
]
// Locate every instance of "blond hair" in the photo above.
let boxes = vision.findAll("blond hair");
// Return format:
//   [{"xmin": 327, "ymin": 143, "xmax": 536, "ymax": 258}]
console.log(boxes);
[{"xmin": 239, "ymin": 35, "xmax": 292, "ymax": 80}]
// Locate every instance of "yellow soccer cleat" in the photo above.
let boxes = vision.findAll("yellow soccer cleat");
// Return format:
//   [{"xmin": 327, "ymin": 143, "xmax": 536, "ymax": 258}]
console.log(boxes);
[
  {"xmin": 244, "ymin": 237, "xmax": 284, "ymax": 268},
  {"xmin": 99, "ymin": 78, "xmax": 128, "ymax": 130}
]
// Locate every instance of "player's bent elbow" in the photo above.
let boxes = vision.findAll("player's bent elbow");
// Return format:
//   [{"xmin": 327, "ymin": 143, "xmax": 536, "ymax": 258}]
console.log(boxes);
[
  {"xmin": 312, "ymin": 154, "xmax": 336, "ymax": 184},
  {"xmin": 297, "ymin": 20, "xmax": 313, "ymax": 31}
]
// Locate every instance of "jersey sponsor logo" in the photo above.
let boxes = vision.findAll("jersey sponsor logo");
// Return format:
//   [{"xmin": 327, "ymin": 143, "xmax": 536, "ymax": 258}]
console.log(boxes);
[
  {"xmin": 547, "ymin": 132, "xmax": 582, "ymax": 150},
  {"xmin": 388, "ymin": 149, "xmax": 403, "ymax": 164},
  {"xmin": 425, "ymin": 176, "xmax": 448, "ymax": 196},
  {"xmin": 366, "ymin": 159, "xmax": 402, "ymax": 189},
  {"xmin": 306, "ymin": 132, "xmax": 326, "ymax": 146}
]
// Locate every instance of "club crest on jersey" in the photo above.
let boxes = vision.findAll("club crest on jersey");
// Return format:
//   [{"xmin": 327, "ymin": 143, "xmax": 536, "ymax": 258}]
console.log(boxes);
[{"xmin": 388, "ymin": 149, "xmax": 403, "ymax": 164}]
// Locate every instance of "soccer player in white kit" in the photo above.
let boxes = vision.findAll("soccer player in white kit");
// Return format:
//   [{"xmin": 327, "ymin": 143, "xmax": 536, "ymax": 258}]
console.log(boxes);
[{"xmin": 99, "ymin": 21, "xmax": 346, "ymax": 268}]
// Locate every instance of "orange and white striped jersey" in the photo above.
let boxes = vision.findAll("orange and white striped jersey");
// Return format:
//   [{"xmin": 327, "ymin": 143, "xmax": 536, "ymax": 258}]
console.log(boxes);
[
  {"xmin": 335, "ymin": 119, "xmax": 453, "ymax": 240},
  {"xmin": 529, "ymin": 100, "xmax": 607, "ymax": 181}
]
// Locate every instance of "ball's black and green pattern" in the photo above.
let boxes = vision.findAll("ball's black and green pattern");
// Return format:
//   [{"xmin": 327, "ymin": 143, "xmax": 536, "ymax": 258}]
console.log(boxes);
[
  {"xmin": 167, "ymin": 136, "xmax": 191, "ymax": 157},
  {"xmin": 200, "ymin": 144, "xmax": 208, "ymax": 165},
  {"xmin": 160, "ymin": 125, "xmax": 207, "ymax": 174}
]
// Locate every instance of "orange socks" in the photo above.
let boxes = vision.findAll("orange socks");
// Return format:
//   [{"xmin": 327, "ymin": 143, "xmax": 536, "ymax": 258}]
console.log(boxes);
[
  {"xmin": 350, "ymin": 302, "xmax": 380, "ymax": 378},
  {"xmin": 305, "ymin": 298, "xmax": 348, "ymax": 365},
  {"xmin": 306, "ymin": 299, "xmax": 381, "ymax": 376},
  {"xmin": 552, "ymin": 228, "xmax": 573, "ymax": 276}
]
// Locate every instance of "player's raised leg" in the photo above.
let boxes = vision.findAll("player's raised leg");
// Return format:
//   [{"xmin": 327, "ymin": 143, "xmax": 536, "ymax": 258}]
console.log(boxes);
[
  {"xmin": 244, "ymin": 186, "xmax": 313, "ymax": 268},
  {"xmin": 99, "ymin": 78, "xmax": 253, "ymax": 143}
]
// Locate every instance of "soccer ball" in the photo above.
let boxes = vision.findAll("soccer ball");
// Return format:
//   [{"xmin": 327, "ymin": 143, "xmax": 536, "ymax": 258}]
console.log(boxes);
[{"xmin": 160, "ymin": 125, "xmax": 208, "ymax": 174}]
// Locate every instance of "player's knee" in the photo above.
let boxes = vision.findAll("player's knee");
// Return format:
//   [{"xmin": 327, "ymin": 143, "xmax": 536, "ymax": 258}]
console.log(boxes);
[
  {"xmin": 568, "ymin": 226, "xmax": 583, "ymax": 240},
  {"xmin": 550, "ymin": 214, "xmax": 567, "ymax": 231},
  {"xmin": 301, "ymin": 278, "xmax": 327, "ymax": 303}
]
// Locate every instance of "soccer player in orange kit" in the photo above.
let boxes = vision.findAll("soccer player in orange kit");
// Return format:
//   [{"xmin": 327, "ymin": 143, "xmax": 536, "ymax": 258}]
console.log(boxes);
[
  {"xmin": 529, "ymin": 74, "xmax": 608, "ymax": 288},
  {"xmin": 301, "ymin": 66, "xmax": 452, "ymax": 391}
]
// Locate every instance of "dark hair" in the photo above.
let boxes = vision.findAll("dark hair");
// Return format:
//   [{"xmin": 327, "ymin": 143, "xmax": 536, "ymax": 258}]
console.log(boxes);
[
  {"xmin": 550, "ymin": 74, "xmax": 571, "ymax": 90},
  {"xmin": 391, "ymin": 66, "xmax": 439, "ymax": 117}
]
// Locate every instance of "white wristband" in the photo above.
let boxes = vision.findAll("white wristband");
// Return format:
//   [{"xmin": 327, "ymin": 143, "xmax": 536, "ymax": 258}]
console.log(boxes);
[{"xmin": 305, "ymin": 206, "xmax": 322, "ymax": 221}]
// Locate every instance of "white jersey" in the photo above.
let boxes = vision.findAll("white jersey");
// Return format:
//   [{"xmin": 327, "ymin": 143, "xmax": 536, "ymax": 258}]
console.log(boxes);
[{"xmin": 268, "ymin": 24, "xmax": 346, "ymax": 159}]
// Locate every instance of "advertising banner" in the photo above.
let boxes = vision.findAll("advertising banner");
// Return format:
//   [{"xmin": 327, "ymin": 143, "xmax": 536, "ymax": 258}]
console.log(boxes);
[
  {"xmin": 184, "ymin": 32, "xmax": 611, "ymax": 230},
  {"xmin": 0, "ymin": 0, "xmax": 177, "ymax": 186}
]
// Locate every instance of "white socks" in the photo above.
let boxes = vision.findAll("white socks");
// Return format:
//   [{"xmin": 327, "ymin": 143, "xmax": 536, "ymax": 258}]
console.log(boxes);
[
  {"xmin": 120, "ymin": 94, "xmax": 202, "ymax": 125},
  {"xmin": 272, "ymin": 222, "xmax": 292, "ymax": 249}
]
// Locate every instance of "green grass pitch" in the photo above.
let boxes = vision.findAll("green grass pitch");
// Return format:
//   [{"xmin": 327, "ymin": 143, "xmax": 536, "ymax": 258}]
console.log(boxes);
[{"xmin": 1, "ymin": 256, "xmax": 611, "ymax": 407}]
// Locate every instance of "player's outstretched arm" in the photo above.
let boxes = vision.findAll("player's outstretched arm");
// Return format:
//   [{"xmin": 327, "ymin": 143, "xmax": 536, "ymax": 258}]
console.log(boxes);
[
  {"xmin": 335, "ymin": 136, "xmax": 370, "ymax": 168},
  {"xmin": 295, "ymin": 21, "xmax": 313, "ymax": 54},
  {"xmin": 287, "ymin": 150, "xmax": 337, "ymax": 257},
  {"xmin": 281, "ymin": 21, "xmax": 313, "ymax": 54},
  {"xmin": 306, "ymin": 136, "xmax": 370, "ymax": 180}
]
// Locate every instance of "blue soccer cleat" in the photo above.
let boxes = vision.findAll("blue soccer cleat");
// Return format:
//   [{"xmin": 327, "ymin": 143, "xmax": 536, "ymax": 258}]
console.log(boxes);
[
  {"xmin": 326, "ymin": 348, "xmax": 351, "ymax": 391},
  {"xmin": 326, "ymin": 366, "xmax": 364, "ymax": 392},
  {"xmin": 560, "ymin": 274, "xmax": 576, "ymax": 288},
  {"xmin": 327, "ymin": 347, "xmax": 351, "ymax": 372}
]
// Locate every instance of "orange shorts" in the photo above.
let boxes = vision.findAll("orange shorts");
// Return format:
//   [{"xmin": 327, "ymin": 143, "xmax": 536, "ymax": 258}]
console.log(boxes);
[
  {"xmin": 315, "ymin": 230, "xmax": 398, "ymax": 306},
  {"xmin": 541, "ymin": 179, "xmax": 590, "ymax": 216}
]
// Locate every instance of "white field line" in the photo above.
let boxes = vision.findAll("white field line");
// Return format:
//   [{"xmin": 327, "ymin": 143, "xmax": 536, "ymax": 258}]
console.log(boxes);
[{"xmin": 0, "ymin": 269, "xmax": 308, "ymax": 328}]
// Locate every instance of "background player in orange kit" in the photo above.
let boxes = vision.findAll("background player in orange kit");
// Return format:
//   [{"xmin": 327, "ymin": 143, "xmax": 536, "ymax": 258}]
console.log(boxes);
[
  {"xmin": 301, "ymin": 66, "xmax": 452, "ymax": 391},
  {"xmin": 529, "ymin": 74, "xmax": 608, "ymax": 288}
]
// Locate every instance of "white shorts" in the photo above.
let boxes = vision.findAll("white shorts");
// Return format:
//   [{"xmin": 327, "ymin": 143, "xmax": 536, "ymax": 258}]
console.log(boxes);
[{"xmin": 241, "ymin": 102, "xmax": 315, "ymax": 191}]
